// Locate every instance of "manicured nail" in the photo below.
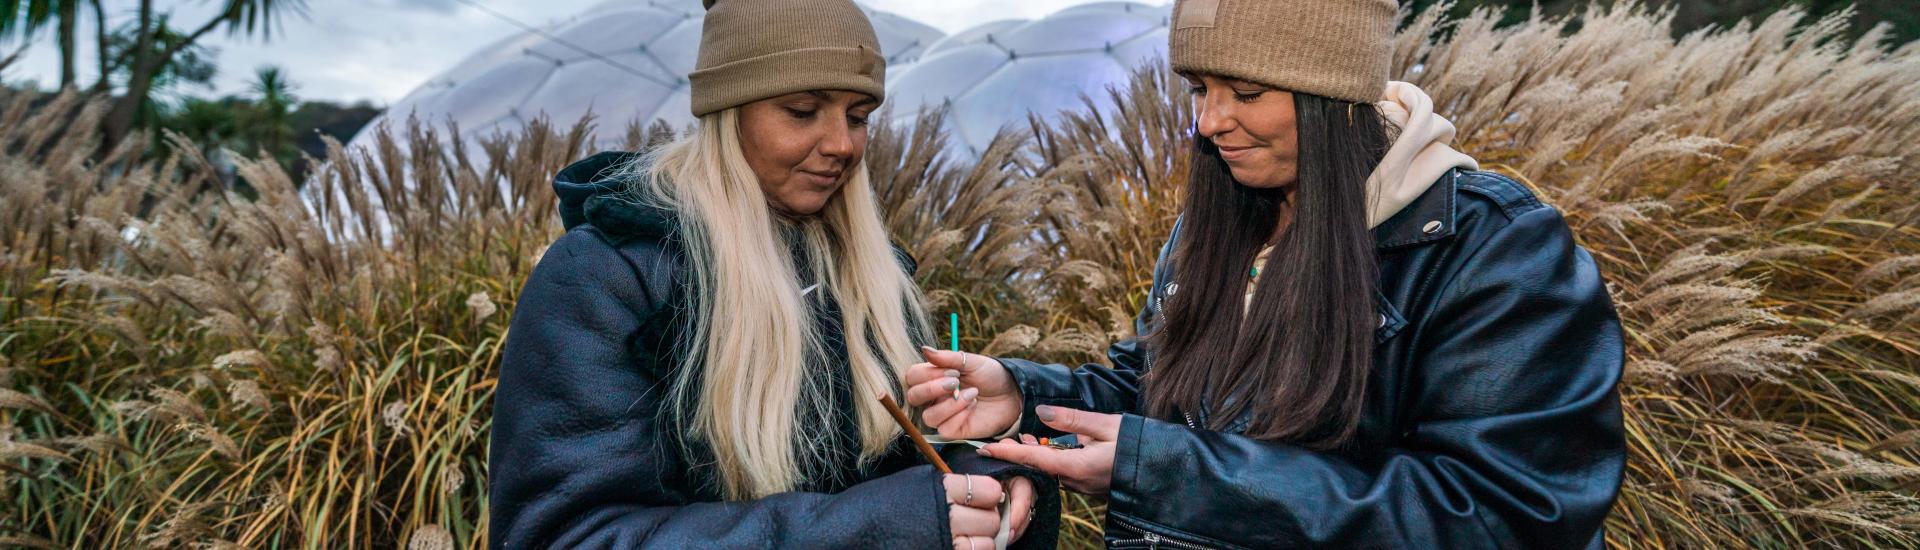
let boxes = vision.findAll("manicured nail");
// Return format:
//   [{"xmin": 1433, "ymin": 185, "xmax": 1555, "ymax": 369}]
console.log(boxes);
[
  {"xmin": 1036, "ymin": 405, "xmax": 1057, "ymax": 422},
  {"xmin": 944, "ymin": 379, "xmax": 959, "ymax": 391},
  {"xmin": 943, "ymin": 369, "xmax": 961, "ymax": 378},
  {"xmin": 961, "ymin": 387, "xmax": 979, "ymax": 401},
  {"xmin": 977, "ymin": 448, "xmax": 992, "ymax": 457}
]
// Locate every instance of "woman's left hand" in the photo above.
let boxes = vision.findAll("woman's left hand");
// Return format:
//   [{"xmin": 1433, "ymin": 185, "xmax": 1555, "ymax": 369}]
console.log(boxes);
[{"xmin": 977, "ymin": 405, "xmax": 1120, "ymax": 496}]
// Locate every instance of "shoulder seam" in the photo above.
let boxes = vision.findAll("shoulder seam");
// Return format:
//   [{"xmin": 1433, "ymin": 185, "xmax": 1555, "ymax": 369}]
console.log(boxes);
[{"xmin": 1454, "ymin": 171, "xmax": 1545, "ymax": 221}]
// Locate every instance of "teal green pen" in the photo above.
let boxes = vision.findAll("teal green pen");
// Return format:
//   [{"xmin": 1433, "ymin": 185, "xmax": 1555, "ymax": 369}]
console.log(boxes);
[{"xmin": 950, "ymin": 313, "xmax": 961, "ymax": 400}]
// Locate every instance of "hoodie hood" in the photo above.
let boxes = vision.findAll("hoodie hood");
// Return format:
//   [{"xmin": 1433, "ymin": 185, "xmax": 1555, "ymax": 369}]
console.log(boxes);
[
  {"xmin": 553, "ymin": 151, "xmax": 678, "ymax": 238},
  {"xmin": 1365, "ymin": 81, "xmax": 1479, "ymax": 229}
]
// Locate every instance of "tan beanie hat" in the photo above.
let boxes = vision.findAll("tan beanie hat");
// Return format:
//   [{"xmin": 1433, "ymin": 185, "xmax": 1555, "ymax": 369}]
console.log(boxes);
[
  {"xmin": 689, "ymin": 0, "xmax": 887, "ymax": 117},
  {"xmin": 1169, "ymin": 0, "xmax": 1398, "ymax": 104}
]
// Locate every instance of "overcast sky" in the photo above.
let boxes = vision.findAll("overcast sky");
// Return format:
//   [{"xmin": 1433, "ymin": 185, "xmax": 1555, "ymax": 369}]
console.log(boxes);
[{"xmin": 1, "ymin": 0, "xmax": 1170, "ymax": 105}]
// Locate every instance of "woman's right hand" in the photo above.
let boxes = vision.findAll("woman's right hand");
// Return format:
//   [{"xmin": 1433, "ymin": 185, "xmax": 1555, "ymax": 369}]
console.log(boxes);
[
  {"xmin": 907, "ymin": 346, "xmax": 1023, "ymax": 439},
  {"xmin": 943, "ymin": 473, "xmax": 1003, "ymax": 550}
]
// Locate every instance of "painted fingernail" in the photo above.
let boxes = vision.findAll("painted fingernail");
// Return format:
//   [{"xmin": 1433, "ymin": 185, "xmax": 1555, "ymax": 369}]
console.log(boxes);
[
  {"xmin": 961, "ymin": 387, "xmax": 979, "ymax": 400},
  {"xmin": 944, "ymin": 379, "xmax": 959, "ymax": 390},
  {"xmin": 977, "ymin": 448, "xmax": 992, "ymax": 457},
  {"xmin": 1036, "ymin": 405, "xmax": 1057, "ymax": 422},
  {"xmin": 944, "ymin": 369, "xmax": 961, "ymax": 378}
]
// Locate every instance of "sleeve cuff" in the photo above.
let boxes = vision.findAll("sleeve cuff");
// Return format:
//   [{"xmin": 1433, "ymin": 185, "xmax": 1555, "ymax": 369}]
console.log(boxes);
[{"xmin": 997, "ymin": 357, "xmax": 1077, "ymax": 437}]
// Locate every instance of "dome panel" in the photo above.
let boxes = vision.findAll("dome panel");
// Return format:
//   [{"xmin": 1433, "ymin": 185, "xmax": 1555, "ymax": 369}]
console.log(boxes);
[
  {"xmin": 1108, "ymin": 28, "xmax": 1169, "ymax": 70},
  {"xmin": 948, "ymin": 54, "xmax": 1130, "ymax": 143},
  {"xmin": 865, "ymin": 9, "xmax": 945, "ymax": 63},
  {"xmin": 525, "ymin": 8, "xmax": 689, "ymax": 61},
  {"xmin": 922, "ymin": 19, "xmax": 1023, "ymax": 56},
  {"xmin": 1058, "ymin": 1, "xmax": 1172, "ymax": 18},
  {"xmin": 518, "ymin": 58, "xmax": 681, "ymax": 130},
  {"xmin": 887, "ymin": 45, "xmax": 1013, "ymax": 114},
  {"xmin": 995, "ymin": 12, "xmax": 1159, "ymax": 55},
  {"xmin": 638, "ymin": 18, "xmax": 704, "ymax": 77},
  {"xmin": 413, "ymin": 56, "xmax": 558, "ymax": 129},
  {"xmin": 882, "ymin": 2, "xmax": 1172, "ymax": 155},
  {"xmin": 435, "ymin": 30, "xmax": 551, "ymax": 87}
]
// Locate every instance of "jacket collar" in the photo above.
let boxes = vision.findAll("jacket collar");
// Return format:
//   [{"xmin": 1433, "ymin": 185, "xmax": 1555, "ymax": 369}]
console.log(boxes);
[{"xmin": 1372, "ymin": 168, "xmax": 1460, "ymax": 250}]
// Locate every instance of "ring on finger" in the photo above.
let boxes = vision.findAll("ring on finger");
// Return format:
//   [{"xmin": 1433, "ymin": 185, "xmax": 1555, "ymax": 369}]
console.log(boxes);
[
  {"xmin": 963, "ymin": 474, "xmax": 974, "ymax": 506},
  {"xmin": 954, "ymin": 355, "xmax": 968, "ymax": 400}
]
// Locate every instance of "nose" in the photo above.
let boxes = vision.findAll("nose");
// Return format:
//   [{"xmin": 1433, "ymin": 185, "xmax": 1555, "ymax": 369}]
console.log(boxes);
[
  {"xmin": 818, "ymin": 117, "xmax": 856, "ymax": 159},
  {"xmin": 1194, "ymin": 93, "xmax": 1234, "ymax": 140}
]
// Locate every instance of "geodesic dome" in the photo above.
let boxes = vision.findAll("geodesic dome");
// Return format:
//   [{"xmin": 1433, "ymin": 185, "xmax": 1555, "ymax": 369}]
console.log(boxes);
[
  {"xmin": 348, "ymin": 0, "xmax": 944, "ymax": 153},
  {"xmin": 885, "ymin": 2, "xmax": 1172, "ymax": 155}
]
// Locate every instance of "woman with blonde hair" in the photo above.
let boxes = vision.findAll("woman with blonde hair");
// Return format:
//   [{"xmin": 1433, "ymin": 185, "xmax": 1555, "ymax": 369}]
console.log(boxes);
[
  {"xmin": 906, "ymin": 0, "xmax": 1625, "ymax": 547},
  {"xmin": 489, "ymin": 1, "xmax": 1055, "ymax": 548}
]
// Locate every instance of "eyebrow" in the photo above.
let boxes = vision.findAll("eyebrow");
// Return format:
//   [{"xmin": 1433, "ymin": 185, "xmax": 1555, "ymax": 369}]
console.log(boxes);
[{"xmin": 806, "ymin": 90, "xmax": 880, "ymax": 109}]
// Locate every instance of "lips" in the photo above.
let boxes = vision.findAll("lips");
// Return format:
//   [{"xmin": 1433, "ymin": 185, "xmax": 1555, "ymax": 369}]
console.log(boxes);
[
  {"xmin": 798, "ymin": 169, "xmax": 843, "ymax": 186},
  {"xmin": 1215, "ymin": 144, "xmax": 1256, "ymax": 161}
]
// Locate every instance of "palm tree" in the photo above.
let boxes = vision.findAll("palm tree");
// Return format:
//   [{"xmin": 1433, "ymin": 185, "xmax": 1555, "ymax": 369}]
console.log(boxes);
[
  {"xmin": 0, "ymin": 0, "xmax": 82, "ymax": 89},
  {"xmin": 6, "ymin": 0, "xmax": 307, "ymax": 147},
  {"xmin": 101, "ymin": 0, "xmax": 308, "ymax": 152},
  {"xmin": 246, "ymin": 64, "xmax": 297, "ymax": 165}
]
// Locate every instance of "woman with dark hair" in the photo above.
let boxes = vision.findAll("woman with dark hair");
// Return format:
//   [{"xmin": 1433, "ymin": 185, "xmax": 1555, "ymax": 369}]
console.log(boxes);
[{"xmin": 902, "ymin": 0, "xmax": 1626, "ymax": 547}]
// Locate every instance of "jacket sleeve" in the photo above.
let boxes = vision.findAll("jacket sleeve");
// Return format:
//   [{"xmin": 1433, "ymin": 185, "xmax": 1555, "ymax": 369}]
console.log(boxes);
[
  {"xmin": 1105, "ymin": 207, "xmax": 1625, "ymax": 549},
  {"xmin": 994, "ymin": 220, "xmax": 1179, "ymax": 436},
  {"xmin": 488, "ymin": 229, "xmax": 952, "ymax": 550}
]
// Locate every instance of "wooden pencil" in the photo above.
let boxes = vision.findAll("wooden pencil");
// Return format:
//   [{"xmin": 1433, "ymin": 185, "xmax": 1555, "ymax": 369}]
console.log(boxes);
[{"xmin": 878, "ymin": 393, "xmax": 951, "ymax": 474}]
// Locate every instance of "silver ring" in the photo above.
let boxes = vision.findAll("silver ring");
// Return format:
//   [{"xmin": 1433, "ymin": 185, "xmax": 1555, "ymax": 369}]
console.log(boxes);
[{"xmin": 963, "ymin": 474, "xmax": 974, "ymax": 506}]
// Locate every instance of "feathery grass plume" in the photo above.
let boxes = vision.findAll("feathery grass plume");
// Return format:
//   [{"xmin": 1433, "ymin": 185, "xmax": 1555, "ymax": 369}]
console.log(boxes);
[
  {"xmin": 147, "ymin": 388, "xmax": 208, "ymax": 424},
  {"xmin": 140, "ymin": 501, "xmax": 217, "ymax": 549},
  {"xmin": 1858, "ymin": 255, "xmax": 1920, "ymax": 286},
  {"xmin": 181, "ymin": 422, "xmax": 241, "ymax": 461},
  {"xmin": 981, "ymin": 325, "xmax": 1042, "ymax": 357},
  {"xmin": 52, "ymin": 433, "xmax": 132, "ymax": 456},
  {"xmin": 466, "ymin": 291, "xmax": 498, "ymax": 325},
  {"xmin": 0, "ymin": 439, "xmax": 72, "ymax": 462},
  {"xmin": 441, "ymin": 462, "xmax": 467, "ymax": 496},
  {"xmin": 0, "ymin": 388, "xmax": 58, "ymax": 417},
  {"xmin": 383, "ymin": 400, "xmax": 411, "ymax": 436},
  {"xmin": 211, "ymin": 350, "xmax": 269, "ymax": 371},
  {"xmin": 227, "ymin": 380, "xmax": 270, "ymax": 412},
  {"xmin": 407, "ymin": 525, "xmax": 453, "ymax": 550},
  {"xmin": 0, "ymin": 535, "xmax": 60, "ymax": 550}
]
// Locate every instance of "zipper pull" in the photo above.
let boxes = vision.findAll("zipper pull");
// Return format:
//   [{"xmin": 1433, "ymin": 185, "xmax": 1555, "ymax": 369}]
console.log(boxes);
[{"xmin": 1145, "ymin": 532, "xmax": 1162, "ymax": 549}]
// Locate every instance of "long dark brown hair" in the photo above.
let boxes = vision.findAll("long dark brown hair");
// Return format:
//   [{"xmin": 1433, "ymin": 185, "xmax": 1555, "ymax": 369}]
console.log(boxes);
[{"xmin": 1144, "ymin": 92, "xmax": 1391, "ymax": 449}]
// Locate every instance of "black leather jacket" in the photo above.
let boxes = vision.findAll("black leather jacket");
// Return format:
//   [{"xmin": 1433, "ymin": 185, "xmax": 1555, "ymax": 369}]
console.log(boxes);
[
  {"xmin": 489, "ymin": 152, "xmax": 1060, "ymax": 549},
  {"xmin": 998, "ymin": 169, "xmax": 1625, "ymax": 549}
]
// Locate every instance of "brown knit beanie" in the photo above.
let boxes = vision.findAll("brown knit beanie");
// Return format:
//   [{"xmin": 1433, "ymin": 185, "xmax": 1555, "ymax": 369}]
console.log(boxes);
[
  {"xmin": 1169, "ymin": 0, "xmax": 1398, "ymax": 103},
  {"xmin": 689, "ymin": 0, "xmax": 887, "ymax": 117}
]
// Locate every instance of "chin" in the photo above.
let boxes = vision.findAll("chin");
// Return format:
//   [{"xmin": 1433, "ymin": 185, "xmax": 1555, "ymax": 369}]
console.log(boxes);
[
  {"xmin": 779, "ymin": 195, "xmax": 834, "ymax": 216},
  {"xmin": 1230, "ymin": 168, "xmax": 1282, "ymax": 189}
]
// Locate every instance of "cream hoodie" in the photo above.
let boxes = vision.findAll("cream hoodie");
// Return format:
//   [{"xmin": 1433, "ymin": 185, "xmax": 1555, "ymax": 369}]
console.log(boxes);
[
  {"xmin": 1246, "ymin": 82, "xmax": 1478, "ymax": 309},
  {"xmin": 1364, "ymin": 81, "xmax": 1479, "ymax": 229}
]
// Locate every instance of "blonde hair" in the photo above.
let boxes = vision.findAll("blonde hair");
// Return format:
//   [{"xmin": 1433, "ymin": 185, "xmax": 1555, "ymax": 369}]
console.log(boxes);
[{"xmin": 620, "ymin": 108, "xmax": 931, "ymax": 500}]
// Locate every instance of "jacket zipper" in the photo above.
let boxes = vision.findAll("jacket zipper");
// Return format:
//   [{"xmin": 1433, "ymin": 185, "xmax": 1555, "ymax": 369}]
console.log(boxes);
[{"xmin": 1143, "ymin": 530, "xmax": 1215, "ymax": 549}]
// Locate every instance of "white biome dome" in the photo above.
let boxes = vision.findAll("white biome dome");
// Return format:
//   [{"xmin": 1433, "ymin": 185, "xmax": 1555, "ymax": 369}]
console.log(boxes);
[
  {"xmin": 348, "ymin": 0, "xmax": 944, "ymax": 154},
  {"xmin": 884, "ymin": 2, "xmax": 1172, "ymax": 155}
]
